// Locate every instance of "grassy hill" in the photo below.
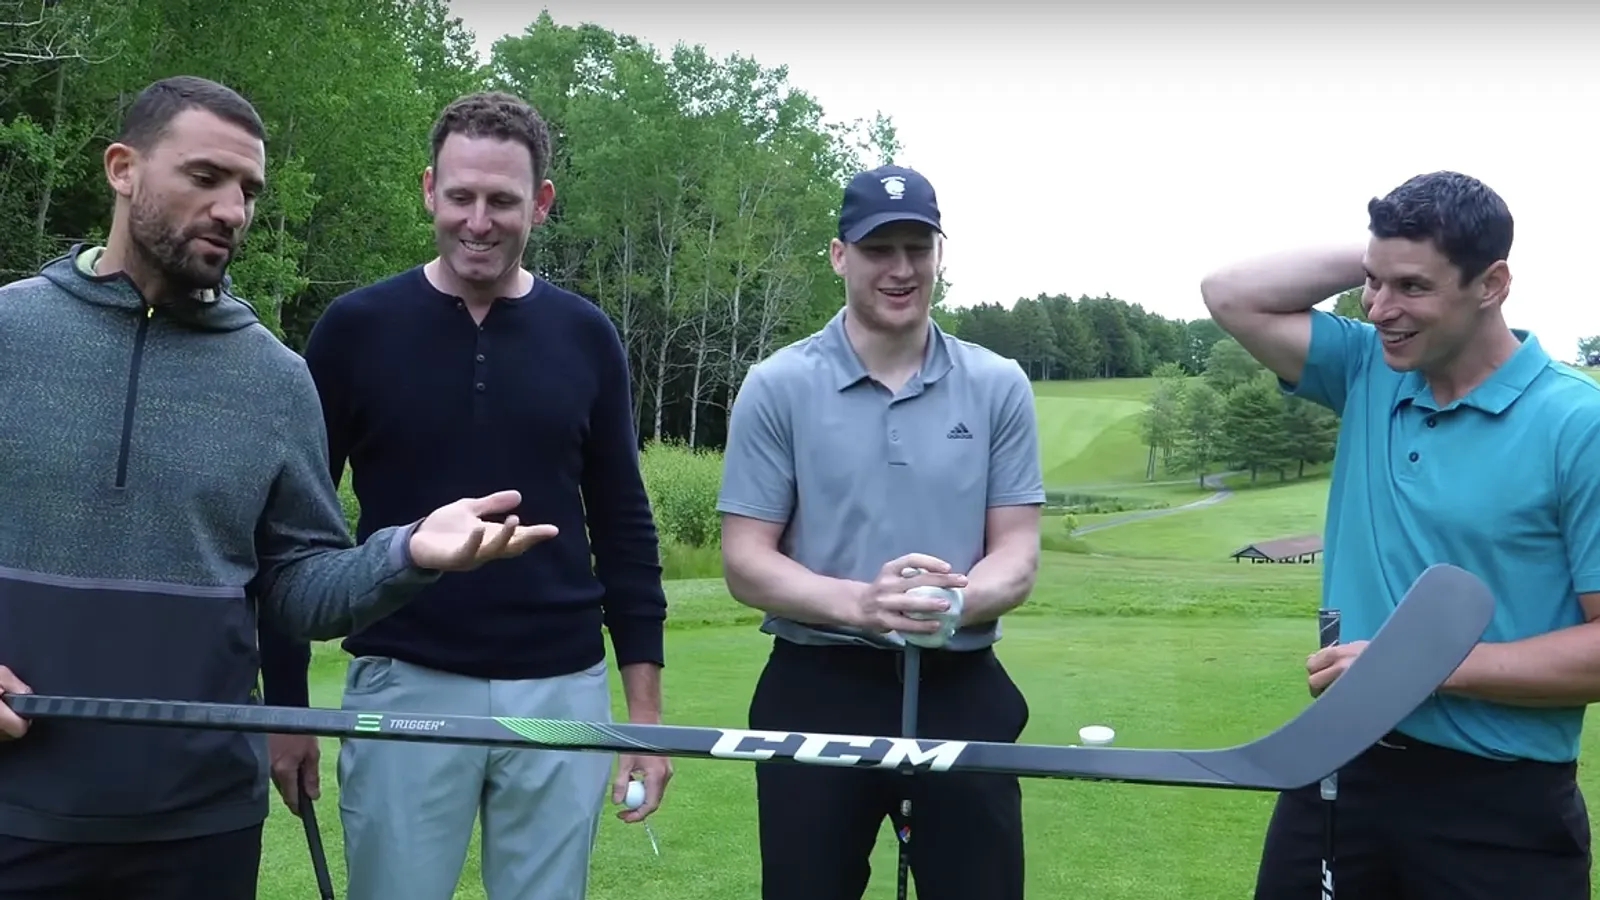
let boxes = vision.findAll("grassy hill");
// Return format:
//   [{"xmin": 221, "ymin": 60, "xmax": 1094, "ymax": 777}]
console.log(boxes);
[
  {"xmin": 1031, "ymin": 360, "xmax": 1600, "ymax": 492},
  {"xmin": 1032, "ymin": 377, "xmax": 1160, "ymax": 488}
]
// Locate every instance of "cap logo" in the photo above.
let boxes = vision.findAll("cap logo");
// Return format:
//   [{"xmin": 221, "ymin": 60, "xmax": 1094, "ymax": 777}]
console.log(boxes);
[{"xmin": 881, "ymin": 175, "xmax": 906, "ymax": 199}]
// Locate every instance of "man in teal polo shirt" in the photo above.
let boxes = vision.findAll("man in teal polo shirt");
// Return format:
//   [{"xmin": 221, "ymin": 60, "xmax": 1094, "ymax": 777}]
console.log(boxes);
[
  {"xmin": 1202, "ymin": 169, "xmax": 1600, "ymax": 899},
  {"xmin": 717, "ymin": 164, "xmax": 1045, "ymax": 900}
]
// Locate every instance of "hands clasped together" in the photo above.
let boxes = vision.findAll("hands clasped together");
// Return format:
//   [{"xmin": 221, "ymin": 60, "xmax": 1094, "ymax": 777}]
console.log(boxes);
[{"xmin": 850, "ymin": 554, "xmax": 968, "ymax": 649}]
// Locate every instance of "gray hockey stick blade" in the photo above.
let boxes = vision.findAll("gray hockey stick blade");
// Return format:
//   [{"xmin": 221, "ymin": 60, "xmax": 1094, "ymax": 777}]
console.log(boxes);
[{"xmin": 1032, "ymin": 561, "xmax": 1494, "ymax": 789}]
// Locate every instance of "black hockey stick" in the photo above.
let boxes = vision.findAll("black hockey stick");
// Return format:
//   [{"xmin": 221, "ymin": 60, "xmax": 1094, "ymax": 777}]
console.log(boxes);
[{"xmin": 3, "ymin": 564, "xmax": 1492, "ymax": 791}]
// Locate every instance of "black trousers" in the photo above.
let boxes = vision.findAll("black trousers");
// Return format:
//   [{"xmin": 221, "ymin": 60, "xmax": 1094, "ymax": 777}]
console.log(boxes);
[
  {"xmin": 749, "ymin": 637, "xmax": 1031, "ymax": 900},
  {"xmin": 1255, "ymin": 731, "xmax": 1590, "ymax": 899},
  {"xmin": 0, "ymin": 824, "xmax": 262, "ymax": 900}
]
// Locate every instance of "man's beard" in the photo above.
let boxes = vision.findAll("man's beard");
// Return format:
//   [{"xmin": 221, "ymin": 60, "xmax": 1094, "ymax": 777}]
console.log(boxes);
[{"xmin": 128, "ymin": 197, "xmax": 234, "ymax": 296}]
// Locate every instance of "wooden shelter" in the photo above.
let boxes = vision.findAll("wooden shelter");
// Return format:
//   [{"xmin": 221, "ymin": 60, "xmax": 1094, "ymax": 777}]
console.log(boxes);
[{"xmin": 1230, "ymin": 533, "xmax": 1323, "ymax": 564}]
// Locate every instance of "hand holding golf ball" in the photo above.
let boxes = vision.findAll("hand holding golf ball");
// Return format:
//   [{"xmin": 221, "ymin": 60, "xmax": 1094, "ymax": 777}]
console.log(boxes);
[
  {"xmin": 897, "ymin": 565, "xmax": 965, "ymax": 650},
  {"xmin": 620, "ymin": 778, "xmax": 662, "ymax": 857},
  {"xmin": 854, "ymin": 556, "xmax": 966, "ymax": 638}
]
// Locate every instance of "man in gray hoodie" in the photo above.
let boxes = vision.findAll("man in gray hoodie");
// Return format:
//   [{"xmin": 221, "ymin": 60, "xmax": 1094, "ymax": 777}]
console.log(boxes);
[{"xmin": 0, "ymin": 75, "xmax": 557, "ymax": 899}]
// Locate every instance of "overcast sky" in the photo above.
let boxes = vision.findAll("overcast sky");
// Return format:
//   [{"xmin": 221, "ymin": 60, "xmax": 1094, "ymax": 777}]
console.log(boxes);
[{"xmin": 449, "ymin": 1, "xmax": 1600, "ymax": 361}]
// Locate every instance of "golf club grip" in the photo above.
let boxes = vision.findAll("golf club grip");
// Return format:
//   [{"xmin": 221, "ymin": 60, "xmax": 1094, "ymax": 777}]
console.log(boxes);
[
  {"xmin": 298, "ymin": 767, "xmax": 337, "ymax": 900},
  {"xmin": 902, "ymin": 647, "xmax": 920, "ymax": 738},
  {"xmin": 897, "ymin": 645, "xmax": 921, "ymax": 900},
  {"xmin": 1319, "ymin": 608, "xmax": 1340, "ymax": 900},
  {"xmin": 1319, "ymin": 609, "xmax": 1341, "ymax": 651},
  {"xmin": 1317, "ymin": 609, "xmax": 1341, "ymax": 792}
]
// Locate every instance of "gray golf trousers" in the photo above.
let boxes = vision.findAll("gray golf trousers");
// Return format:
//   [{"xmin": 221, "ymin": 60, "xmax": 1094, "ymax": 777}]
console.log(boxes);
[{"xmin": 336, "ymin": 654, "xmax": 615, "ymax": 900}]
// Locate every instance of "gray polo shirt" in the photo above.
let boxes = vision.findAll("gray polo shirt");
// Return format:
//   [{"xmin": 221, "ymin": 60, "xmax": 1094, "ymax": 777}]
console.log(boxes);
[{"xmin": 717, "ymin": 307, "xmax": 1045, "ymax": 652}]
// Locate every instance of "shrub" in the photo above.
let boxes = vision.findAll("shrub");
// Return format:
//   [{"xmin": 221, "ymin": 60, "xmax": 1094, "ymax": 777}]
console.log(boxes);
[
  {"xmin": 660, "ymin": 540, "xmax": 723, "ymax": 580},
  {"xmin": 338, "ymin": 480, "xmax": 360, "ymax": 535},
  {"xmin": 334, "ymin": 443, "xmax": 728, "ymax": 582},
  {"xmin": 639, "ymin": 439, "xmax": 724, "ymax": 550},
  {"xmin": 1040, "ymin": 508, "xmax": 1090, "ymax": 554},
  {"xmin": 1044, "ymin": 490, "xmax": 1168, "ymax": 515}
]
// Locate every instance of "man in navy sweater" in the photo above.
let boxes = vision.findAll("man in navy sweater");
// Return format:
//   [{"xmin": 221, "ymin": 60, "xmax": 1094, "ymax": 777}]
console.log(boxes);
[{"xmin": 258, "ymin": 91, "xmax": 671, "ymax": 900}]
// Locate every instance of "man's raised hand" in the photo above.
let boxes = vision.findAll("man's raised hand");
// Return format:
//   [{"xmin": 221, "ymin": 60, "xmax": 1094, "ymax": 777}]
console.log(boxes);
[
  {"xmin": 850, "ymin": 554, "xmax": 968, "ymax": 635},
  {"xmin": 408, "ymin": 491, "xmax": 559, "ymax": 572}
]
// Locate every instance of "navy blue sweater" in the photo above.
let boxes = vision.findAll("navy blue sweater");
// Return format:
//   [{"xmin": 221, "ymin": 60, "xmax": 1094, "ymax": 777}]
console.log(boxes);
[{"xmin": 259, "ymin": 267, "xmax": 667, "ymax": 705}]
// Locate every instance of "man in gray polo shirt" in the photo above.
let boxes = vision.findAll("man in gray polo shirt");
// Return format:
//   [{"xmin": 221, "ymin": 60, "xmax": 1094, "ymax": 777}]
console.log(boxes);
[{"xmin": 716, "ymin": 164, "xmax": 1045, "ymax": 900}]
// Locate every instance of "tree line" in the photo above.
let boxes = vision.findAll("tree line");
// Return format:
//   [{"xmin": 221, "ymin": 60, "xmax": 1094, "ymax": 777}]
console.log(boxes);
[
  {"xmin": 942, "ymin": 293, "xmax": 1228, "ymax": 379},
  {"xmin": 1, "ymin": 1, "xmax": 914, "ymax": 450},
  {"xmin": 1142, "ymin": 335, "xmax": 1342, "ymax": 486},
  {"xmin": 0, "ymin": 0, "xmax": 1358, "ymax": 457}
]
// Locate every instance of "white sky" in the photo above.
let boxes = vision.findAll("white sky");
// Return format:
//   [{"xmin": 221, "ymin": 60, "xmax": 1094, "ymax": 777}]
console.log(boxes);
[{"xmin": 449, "ymin": 1, "xmax": 1600, "ymax": 361}]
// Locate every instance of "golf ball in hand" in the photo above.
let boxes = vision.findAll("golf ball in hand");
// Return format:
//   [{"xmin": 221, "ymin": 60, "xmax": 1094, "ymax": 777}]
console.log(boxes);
[
  {"xmin": 1078, "ymin": 724, "xmax": 1115, "ymax": 746},
  {"xmin": 624, "ymin": 780, "xmax": 646, "ymax": 809}
]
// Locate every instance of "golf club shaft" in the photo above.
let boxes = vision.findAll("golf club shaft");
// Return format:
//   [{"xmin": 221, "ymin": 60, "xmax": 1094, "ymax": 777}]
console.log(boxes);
[
  {"xmin": 1319, "ymin": 608, "xmax": 1341, "ymax": 900},
  {"xmin": 298, "ymin": 766, "xmax": 336, "ymax": 900},
  {"xmin": 897, "ymin": 645, "xmax": 921, "ymax": 900}
]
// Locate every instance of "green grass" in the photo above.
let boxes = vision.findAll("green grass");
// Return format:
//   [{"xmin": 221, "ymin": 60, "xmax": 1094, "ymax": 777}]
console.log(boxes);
[
  {"xmin": 1031, "ymin": 377, "xmax": 1161, "ymax": 402},
  {"xmin": 1034, "ymin": 395, "xmax": 1146, "ymax": 484},
  {"xmin": 1080, "ymin": 476, "xmax": 1332, "ymax": 562},
  {"xmin": 257, "ymin": 549, "xmax": 1600, "ymax": 899},
  {"xmin": 259, "ymin": 559, "xmax": 1328, "ymax": 900},
  {"xmin": 1031, "ymin": 378, "xmax": 1159, "ymax": 488}
]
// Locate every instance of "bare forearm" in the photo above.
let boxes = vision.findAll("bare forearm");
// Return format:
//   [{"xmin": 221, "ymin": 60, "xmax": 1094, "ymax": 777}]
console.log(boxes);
[
  {"xmin": 724, "ymin": 547, "xmax": 862, "ymax": 628},
  {"xmin": 1441, "ymin": 622, "xmax": 1600, "ymax": 707},
  {"xmin": 619, "ymin": 662, "xmax": 663, "ymax": 723},
  {"xmin": 959, "ymin": 542, "xmax": 1038, "ymax": 626},
  {"xmin": 1201, "ymin": 245, "xmax": 1368, "ymax": 317}
]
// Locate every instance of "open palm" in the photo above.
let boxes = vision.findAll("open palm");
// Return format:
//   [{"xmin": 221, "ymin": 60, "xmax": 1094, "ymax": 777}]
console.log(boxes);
[{"xmin": 408, "ymin": 490, "xmax": 558, "ymax": 571}]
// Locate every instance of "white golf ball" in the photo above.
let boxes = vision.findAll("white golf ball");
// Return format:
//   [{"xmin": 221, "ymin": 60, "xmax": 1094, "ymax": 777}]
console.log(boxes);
[
  {"xmin": 1078, "ymin": 724, "xmax": 1115, "ymax": 746},
  {"xmin": 624, "ymin": 780, "xmax": 646, "ymax": 809}
]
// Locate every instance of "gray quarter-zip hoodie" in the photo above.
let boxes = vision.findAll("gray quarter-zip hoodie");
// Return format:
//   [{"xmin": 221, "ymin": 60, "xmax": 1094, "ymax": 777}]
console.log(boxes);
[{"xmin": 0, "ymin": 245, "xmax": 438, "ymax": 843}]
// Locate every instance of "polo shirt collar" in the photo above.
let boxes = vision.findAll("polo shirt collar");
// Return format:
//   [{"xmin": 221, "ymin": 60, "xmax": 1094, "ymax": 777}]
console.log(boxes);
[
  {"xmin": 822, "ymin": 307, "xmax": 954, "ymax": 392},
  {"xmin": 1395, "ymin": 329, "xmax": 1550, "ymax": 414}
]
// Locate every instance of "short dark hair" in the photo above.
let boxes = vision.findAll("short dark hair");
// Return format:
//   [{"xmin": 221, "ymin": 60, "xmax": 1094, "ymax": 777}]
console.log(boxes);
[
  {"xmin": 1366, "ymin": 171, "xmax": 1513, "ymax": 284},
  {"xmin": 429, "ymin": 91, "xmax": 552, "ymax": 184},
  {"xmin": 117, "ymin": 75, "xmax": 266, "ymax": 150}
]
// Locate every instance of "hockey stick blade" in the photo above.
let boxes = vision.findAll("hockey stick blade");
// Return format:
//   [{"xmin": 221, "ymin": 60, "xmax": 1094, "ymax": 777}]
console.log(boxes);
[{"xmin": 2, "ymin": 564, "xmax": 1490, "ymax": 791}]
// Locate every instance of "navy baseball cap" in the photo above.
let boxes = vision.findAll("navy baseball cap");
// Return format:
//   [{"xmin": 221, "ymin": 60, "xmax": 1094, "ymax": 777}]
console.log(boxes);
[{"xmin": 837, "ymin": 165, "xmax": 945, "ymax": 243}]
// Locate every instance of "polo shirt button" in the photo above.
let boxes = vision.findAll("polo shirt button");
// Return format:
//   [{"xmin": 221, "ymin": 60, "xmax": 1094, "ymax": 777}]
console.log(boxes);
[
  {"xmin": 890, "ymin": 430, "xmax": 899, "ymax": 441},
  {"xmin": 475, "ymin": 382, "xmax": 486, "ymax": 392},
  {"xmin": 1408, "ymin": 451, "xmax": 1419, "ymax": 462},
  {"xmin": 476, "ymin": 354, "xmax": 485, "ymax": 363},
  {"xmin": 1426, "ymin": 417, "xmax": 1437, "ymax": 428}
]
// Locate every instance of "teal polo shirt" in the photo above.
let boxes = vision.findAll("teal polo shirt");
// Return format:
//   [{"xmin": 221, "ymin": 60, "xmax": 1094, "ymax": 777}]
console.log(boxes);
[{"xmin": 1286, "ymin": 309, "xmax": 1600, "ymax": 763}]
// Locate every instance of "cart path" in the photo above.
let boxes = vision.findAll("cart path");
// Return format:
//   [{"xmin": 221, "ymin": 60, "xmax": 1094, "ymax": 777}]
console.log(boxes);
[{"xmin": 1067, "ymin": 472, "xmax": 1235, "ymax": 535}]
